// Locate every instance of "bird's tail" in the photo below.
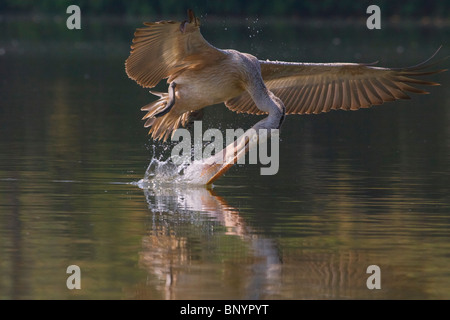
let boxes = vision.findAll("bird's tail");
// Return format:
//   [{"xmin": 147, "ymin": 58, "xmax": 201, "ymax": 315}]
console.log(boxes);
[{"xmin": 141, "ymin": 91, "xmax": 203, "ymax": 142}]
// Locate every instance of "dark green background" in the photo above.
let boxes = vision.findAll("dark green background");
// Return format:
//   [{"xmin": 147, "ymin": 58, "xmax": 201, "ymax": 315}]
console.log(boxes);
[{"xmin": 1, "ymin": 0, "xmax": 449, "ymax": 18}]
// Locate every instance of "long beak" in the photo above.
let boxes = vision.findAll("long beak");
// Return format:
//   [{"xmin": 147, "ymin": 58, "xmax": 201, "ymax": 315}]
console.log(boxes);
[
  {"xmin": 181, "ymin": 128, "xmax": 272, "ymax": 185},
  {"xmin": 204, "ymin": 139, "xmax": 252, "ymax": 185},
  {"xmin": 200, "ymin": 129, "xmax": 261, "ymax": 185}
]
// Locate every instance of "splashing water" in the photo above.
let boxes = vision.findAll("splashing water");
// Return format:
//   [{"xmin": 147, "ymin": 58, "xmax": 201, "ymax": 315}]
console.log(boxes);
[
  {"xmin": 136, "ymin": 156, "xmax": 218, "ymax": 188},
  {"xmin": 138, "ymin": 143, "xmax": 198, "ymax": 187},
  {"xmin": 136, "ymin": 126, "xmax": 269, "ymax": 188},
  {"xmin": 137, "ymin": 157, "xmax": 186, "ymax": 187},
  {"xmin": 137, "ymin": 135, "xmax": 229, "ymax": 187}
]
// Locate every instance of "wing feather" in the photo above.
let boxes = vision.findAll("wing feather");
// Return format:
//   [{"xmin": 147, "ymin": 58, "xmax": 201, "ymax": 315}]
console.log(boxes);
[
  {"xmin": 314, "ymin": 78, "xmax": 327, "ymax": 114},
  {"xmin": 322, "ymin": 80, "xmax": 335, "ymax": 112},
  {"xmin": 333, "ymin": 79, "xmax": 343, "ymax": 110},
  {"xmin": 341, "ymin": 78, "xmax": 351, "ymax": 110},
  {"xmin": 225, "ymin": 51, "xmax": 445, "ymax": 115},
  {"xmin": 125, "ymin": 10, "xmax": 226, "ymax": 88},
  {"xmin": 355, "ymin": 79, "xmax": 372, "ymax": 108}
]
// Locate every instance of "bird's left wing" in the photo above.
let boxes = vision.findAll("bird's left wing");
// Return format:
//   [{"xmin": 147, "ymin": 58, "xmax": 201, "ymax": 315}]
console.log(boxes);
[
  {"xmin": 126, "ymin": 10, "xmax": 226, "ymax": 88},
  {"xmin": 225, "ymin": 50, "xmax": 445, "ymax": 115}
]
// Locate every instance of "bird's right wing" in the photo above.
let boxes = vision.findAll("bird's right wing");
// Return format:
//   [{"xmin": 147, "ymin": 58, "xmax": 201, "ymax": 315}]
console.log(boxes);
[
  {"xmin": 125, "ymin": 10, "xmax": 226, "ymax": 88},
  {"xmin": 225, "ymin": 49, "xmax": 446, "ymax": 115}
]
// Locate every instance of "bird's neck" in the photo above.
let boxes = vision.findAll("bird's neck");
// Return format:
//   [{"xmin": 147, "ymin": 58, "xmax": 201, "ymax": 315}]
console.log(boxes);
[{"xmin": 247, "ymin": 82, "xmax": 285, "ymax": 131}]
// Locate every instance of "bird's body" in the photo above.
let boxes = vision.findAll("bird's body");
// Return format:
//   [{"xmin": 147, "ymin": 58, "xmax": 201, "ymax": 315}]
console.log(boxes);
[
  {"xmin": 168, "ymin": 50, "xmax": 257, "ymax": 114},
  {"xmin": 126, "ymin": 10, "xmax": 445, "ymax": 184}
]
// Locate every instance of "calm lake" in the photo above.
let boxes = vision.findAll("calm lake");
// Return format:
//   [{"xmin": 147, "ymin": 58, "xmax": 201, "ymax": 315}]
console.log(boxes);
[{"xmin": 0, "ymin": 14, "xmax": 449, "ymax": 299}]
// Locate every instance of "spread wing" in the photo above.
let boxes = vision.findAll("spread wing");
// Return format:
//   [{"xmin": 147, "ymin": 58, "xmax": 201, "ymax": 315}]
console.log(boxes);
[
  {"xmin": 125, "ymin": 10, "xmax": 226, "ymax": 88},
  {"xmin": 225, "ymin": 49, "xmax": 446, "ymax": 115}
]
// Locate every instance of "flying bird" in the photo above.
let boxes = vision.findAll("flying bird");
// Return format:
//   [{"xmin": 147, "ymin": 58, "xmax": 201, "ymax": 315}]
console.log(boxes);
[{"xmin": 125, "ymin": 10, "xmax": 445, "ymax": 185}]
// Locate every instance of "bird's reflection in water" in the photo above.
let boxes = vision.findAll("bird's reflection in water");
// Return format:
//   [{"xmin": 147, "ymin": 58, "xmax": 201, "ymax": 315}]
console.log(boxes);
[
  {"xmin": 134, "ymin": 183, "xmax": 428, "ymax": 299},
  {"xmin": 138, "ymin": 184, "xmax": 281, "ymax": 299}
]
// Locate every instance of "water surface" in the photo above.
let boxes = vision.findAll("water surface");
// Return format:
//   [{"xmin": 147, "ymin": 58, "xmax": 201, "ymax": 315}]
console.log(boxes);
[{"xmin": 0, "ymin": 16, "xmax": 449, "ymax": 299}]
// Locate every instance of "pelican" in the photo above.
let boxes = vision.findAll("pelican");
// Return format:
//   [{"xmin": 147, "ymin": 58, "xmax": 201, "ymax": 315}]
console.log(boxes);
[{"xmin": 126, "ymin": 10, "xmax": 445, "ymax": 185}]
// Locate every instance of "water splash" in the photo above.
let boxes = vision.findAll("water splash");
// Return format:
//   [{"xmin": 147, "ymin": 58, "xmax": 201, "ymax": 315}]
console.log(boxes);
[
  {"xmin": 137, "ymin": 157, "xmax": 187, "ymax": 188},
  {"xmin": 136, "ymin": 156, "xmax": 216, "ymax": 188},
  {"xmin": 137, "ymin": 125, "xmax": 267, "ymax": 187}
]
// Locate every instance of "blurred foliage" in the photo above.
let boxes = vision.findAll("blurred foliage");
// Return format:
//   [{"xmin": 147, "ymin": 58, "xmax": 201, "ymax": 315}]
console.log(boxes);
[{"xmin": 0, "ymin": 0, "xmax": 449, "ymax": 18}]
